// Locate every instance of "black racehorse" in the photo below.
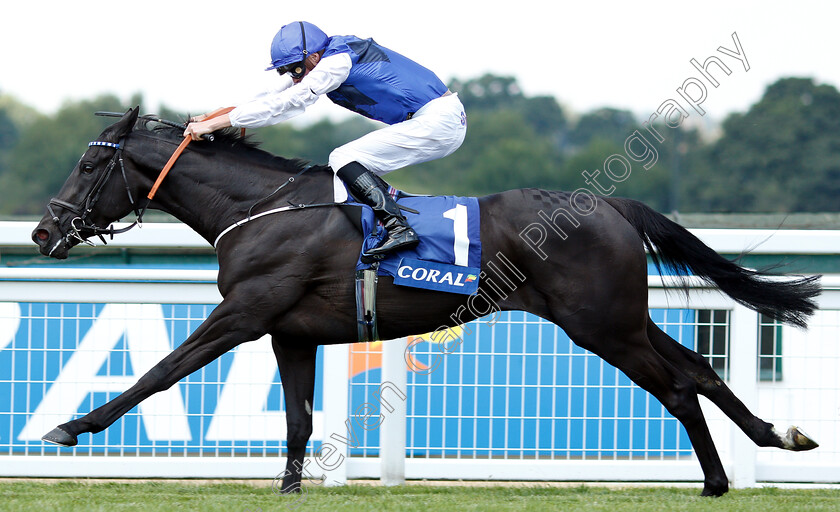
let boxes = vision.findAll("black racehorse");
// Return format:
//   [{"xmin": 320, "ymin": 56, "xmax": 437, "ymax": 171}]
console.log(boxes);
[{"xmin": 32, "ymin": 108, "xmax": 821, "ymax": 497}]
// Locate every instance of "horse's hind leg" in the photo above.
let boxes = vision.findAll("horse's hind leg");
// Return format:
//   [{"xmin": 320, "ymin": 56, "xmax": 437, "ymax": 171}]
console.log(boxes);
[
  {"xmin": 521, "ymin": 218, "xmax": 729, "ymax": 493},
  {"xmin": 645, "ymin": 318, "xmax": 818, "ymax": 452},
  {"xmin": 271, "ymin": 337, "xmax": 319, "ymax": 493},
  {"xmin": 561, "ymin": 315, "xmax": 729, "ymax": 496}
]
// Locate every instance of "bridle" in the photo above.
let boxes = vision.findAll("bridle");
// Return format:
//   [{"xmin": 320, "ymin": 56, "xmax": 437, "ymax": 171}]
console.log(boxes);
[
  {"xmin": 45, "ymin": 109, "xmax": 233, "ymax": 249},
  {"xmin": 47, "ymin": 137, "xmax": 147, "ymax": 247},
  {"xmin": 44, "ymin": 109, "xmax": 323, "ymax": 252}
]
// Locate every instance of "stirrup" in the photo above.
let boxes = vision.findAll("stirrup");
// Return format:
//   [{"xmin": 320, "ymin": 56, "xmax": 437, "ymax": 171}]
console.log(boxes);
[{"xmin": 364, "ymin": 226, "xmax": 419, "ymax": 257}]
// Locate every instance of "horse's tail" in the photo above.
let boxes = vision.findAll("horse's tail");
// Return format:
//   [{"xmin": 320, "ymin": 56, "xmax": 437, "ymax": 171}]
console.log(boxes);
[{"xmin": 603, "ymin": 196, "xmax": 821, "ymax": 328}]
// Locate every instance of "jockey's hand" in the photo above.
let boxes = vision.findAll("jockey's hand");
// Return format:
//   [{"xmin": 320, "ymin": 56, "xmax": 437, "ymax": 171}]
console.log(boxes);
[
  {"xmin": 183, "ymin": 113, "xmax": 232, "ymax": 141},
  {"xmin": 184, "ymin": 121, "xmax": 213, "ymax": 141}
]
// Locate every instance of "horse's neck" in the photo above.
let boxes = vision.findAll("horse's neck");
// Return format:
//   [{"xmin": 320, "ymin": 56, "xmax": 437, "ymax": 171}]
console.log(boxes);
[{"xmin": 145, "ymin": 152, "xmax": 331, "ymax": 246}]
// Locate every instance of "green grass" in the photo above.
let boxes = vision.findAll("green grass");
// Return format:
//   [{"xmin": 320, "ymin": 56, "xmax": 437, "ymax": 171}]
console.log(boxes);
[{"xmin": 1, "ymin": 481, "xmax": 839, "ymax": 512}]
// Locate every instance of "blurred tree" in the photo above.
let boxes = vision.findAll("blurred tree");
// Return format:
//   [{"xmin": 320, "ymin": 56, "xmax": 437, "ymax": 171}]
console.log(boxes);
[
  {"xmin": 390, "ymin": 74, "xmax": 568, "ymax": 196},
  {"xmin": 456, "ymin": 109, "xmax": 561, "ymax": 195},
  {"xmin": 450, "ymin": 74, "xmax": 524, "ymax": 110},
  {"xmin": 0, "ymin": 108, "xmax": 17, "ymax": 151},
  {"xmin": 0, "ymin": 95, "xmax": 125, "ymax": 215},
  {"xmin": 0, "ymin": 93, "xmax": 41, "ymax": 126},
  {"xmin": 558, "ymin": 137, "xmax": 671, "ymax": 211},
  {"xmin": 567, "ymin": 107, "xmax": 637, "ymax": 148},
  {"xmin": 452, "ymin": 74, "xmax": 568, "ymax": 144},
  {"xmin": 259, "ymin": 117, "xmax": 376, "ymax": 165},
  {"xmin": 683, "ymin": 77, "xmax": 840, "ymax": 212},
  {"xmin": 394, "ymin": 106, "xmax": 563, "ymax": 196},
  {"xmin": 0, "ymin": 93, "xmax": 39, "ymax": 195},
  {"xmin": 0, "ymin": 107, "xmax": 18, "ymax": 179},
  {"xmin": 5, "ymin": 75, "xmax": 838, "ymax": 217}
]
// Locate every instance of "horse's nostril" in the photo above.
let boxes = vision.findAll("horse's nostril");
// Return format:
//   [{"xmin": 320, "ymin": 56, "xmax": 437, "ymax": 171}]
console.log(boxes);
[{"xmin": 34, "ymin": 229, "xmax": 50, "ymax": 242}]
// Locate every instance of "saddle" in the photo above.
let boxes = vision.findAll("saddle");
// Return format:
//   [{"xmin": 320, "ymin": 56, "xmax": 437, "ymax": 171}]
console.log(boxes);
[{"xmin": 351, "ymin": 190, "xmax": 482, "ymax": 342}]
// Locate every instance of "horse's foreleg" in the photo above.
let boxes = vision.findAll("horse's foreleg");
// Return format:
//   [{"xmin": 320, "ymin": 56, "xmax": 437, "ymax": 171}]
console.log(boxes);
[
  {"xmin": 271, "ymin": 338, "xmax": 318, "ymax": 494},
  {"xmin": 42, "ymin": 299, "xmax": 266, "ymax": 446},
  {"xmin": 645, "ymin": 318, "xmax": 818, "ymax": 451}
]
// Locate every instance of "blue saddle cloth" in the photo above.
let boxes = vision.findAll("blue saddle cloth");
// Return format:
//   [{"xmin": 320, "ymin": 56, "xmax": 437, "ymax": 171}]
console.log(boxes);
[{"xmin": 354, "ymin": 191, "xmax": 481, "ymax": 294}]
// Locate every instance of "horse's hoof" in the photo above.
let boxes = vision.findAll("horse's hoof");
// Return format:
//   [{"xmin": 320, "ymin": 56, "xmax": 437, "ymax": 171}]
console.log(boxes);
[
  {"xmin": 700, "ymin": 481, "xmax": 728, "ymax": 497},
  {"xmin": 42, "ymin": 427, "xmax": 78, "ymax": 447},
  {"xmin": 786, "ymin": 426, "xmax": 819, "ymax": 451}
]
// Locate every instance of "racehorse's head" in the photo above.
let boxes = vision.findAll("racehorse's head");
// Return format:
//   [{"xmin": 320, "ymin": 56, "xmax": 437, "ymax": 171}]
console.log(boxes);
[{"xmin": 32, "ymin": 107, "xmax": 141, "ymax": 259}]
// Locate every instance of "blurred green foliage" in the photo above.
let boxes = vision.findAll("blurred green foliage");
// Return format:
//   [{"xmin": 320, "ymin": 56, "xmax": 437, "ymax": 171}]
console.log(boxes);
[{"xmin": 1, "ymin": 75, "xmax": 838, "ymax": 216}]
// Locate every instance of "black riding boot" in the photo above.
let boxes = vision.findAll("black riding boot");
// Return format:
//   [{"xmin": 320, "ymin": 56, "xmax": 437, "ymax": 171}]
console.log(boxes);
[{"xmin": 337, "ymin": 162, "xmax": 419, "ymax": 257}]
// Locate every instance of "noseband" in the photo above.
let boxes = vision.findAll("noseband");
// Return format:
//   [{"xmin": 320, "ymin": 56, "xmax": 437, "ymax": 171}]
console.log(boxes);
[{"xmin": 47, "ymin": 138, "xmax": 145, "ymax": 246}]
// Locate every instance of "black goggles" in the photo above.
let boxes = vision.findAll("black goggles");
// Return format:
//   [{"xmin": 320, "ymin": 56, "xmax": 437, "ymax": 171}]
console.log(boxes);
[{"xmin": 276, "ymin": 61, "xmax": 307, "ymax": 79}]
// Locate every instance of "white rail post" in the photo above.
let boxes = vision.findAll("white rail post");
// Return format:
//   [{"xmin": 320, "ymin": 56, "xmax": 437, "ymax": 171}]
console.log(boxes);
[
  {"xmin": 729, "ymin": 304, "xmax": 759, "ymax": 488},
  {"xmin": 380, "ymin": 337, "xmax": 407, "ymax": 485},
  {"xmin": 321, "ymin": 344, "xmax": 349, "ymax": 486}
]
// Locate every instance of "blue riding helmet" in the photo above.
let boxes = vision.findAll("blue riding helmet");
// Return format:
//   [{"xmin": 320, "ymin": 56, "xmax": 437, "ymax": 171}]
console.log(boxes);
[{"xmin": 265, "ymin": 21, "xmax": 329, "ymax": 71}]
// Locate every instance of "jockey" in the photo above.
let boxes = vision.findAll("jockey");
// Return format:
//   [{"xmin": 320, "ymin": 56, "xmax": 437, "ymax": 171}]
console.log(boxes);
[{"xmin": 185, "ymin": 21, "xmax": 467, "ymax": 257}]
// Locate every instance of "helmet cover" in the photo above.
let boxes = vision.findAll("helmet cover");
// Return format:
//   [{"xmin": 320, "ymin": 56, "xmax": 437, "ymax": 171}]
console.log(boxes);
[{"xmin": 265, "ymin": 21, "xmax": 329, "ymax": 71}]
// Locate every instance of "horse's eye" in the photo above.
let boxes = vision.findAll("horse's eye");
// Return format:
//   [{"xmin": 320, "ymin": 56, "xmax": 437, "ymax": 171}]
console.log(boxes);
[{"xmin": 80, "ymin": 163, "xmax": 94, "ymax": 174}]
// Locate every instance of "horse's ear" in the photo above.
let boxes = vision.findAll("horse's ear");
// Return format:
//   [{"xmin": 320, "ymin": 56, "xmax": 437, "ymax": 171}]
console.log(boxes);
[{"xmin": 103, "ymin": 107, "xmax": 140, "ymax": 141}]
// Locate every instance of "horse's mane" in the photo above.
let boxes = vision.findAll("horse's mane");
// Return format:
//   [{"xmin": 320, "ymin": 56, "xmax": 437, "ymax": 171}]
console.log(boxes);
[{"xmin": 134, "ymin": 118, "xmax": 317, "ymax": 173}]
